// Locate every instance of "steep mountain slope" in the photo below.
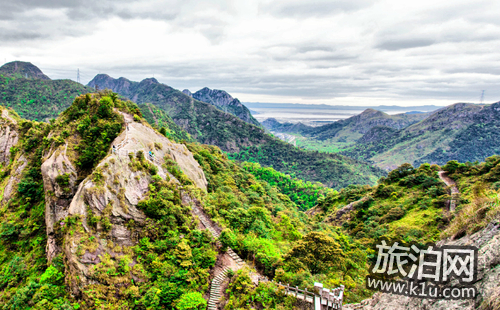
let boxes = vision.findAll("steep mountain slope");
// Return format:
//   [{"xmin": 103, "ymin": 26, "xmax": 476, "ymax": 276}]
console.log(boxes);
[
  {"xmin": 342, "ymin": 102, "xmax": 500, "ymax": 169},
  {"xmin": 187, "ymin": 87, "xmax": 261, "ymax": 127},
  {"xmin": 0, "ymin": 61, "xmax": 50, "ymax": 80},
  {"xmin": 87, "ymin": 74, "xmax": 386, "ymax": 188},
  {"xmin": 264, "ymin": 109, "xmax": 429, "ymax": 153},
  {"xmin": 0, "ymin": 62, "xmax": 92, "ymax": 121}
]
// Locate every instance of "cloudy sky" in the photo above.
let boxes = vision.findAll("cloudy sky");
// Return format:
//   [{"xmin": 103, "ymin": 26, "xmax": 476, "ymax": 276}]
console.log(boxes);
[{"xmin": 1, "ymin": 0, "xmax": 500, "ymax": 106}]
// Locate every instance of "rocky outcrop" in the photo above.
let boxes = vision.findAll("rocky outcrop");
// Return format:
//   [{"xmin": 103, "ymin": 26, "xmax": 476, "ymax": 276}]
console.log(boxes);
[
  {"xmin": 0, "ymin": 108, "xmax": 26, "ymax": 204},
  {"xmin": 0, "ymin": 109, "xmax": 20, "ymax": 166},
  {"xmin": 41, "ymin": 143, "xmax": 79, "ymax": 261},
  {"xmin": 192, "ymin": 87, "xmax": 261, "ymax": 127},
  {"xmin": 42, "ymin": 112, "xmax": 208, "ymax": 296},
  {"xmin": 182, "ymin": 89, "xmax": 193, "ymax": 97},
  {"xmin": 344, "ymin": 216, "xmax": 500, "ymax": 310}
]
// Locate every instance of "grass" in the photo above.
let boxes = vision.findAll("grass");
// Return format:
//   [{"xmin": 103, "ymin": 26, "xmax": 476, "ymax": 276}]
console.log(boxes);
[{"xmin": 443, "ymin": 194, "xmax": 500, "ymax": 239}]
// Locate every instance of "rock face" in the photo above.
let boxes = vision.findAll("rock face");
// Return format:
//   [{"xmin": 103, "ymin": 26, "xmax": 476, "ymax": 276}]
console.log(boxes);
[
  {"xmin": 0, "ymin": 108, "xmax": 27, "ymax": 205},
  {"xmin": 192, "ymin": 87, "xmax": 261, "ymax": 127},
  {"xmin": 0, "ymin": 108, "xmax": 19, "ymax": 166},
  {"xmin": 0, "ymin": 61, "xmax": 51, "ymax": 80},
  {"xmin": 41, "ymin": 112, "xmax": 208, "ymax": 296},
  {"xmin": 344, "ymin": 216, "xmax": 500, "ymax": 310},
  {"xmin": 41, "ymin": 143, "xmax": 79, "ymax": 261}
]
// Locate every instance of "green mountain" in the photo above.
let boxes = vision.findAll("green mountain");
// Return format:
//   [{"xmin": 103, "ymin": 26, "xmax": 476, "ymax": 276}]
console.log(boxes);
[
  {"xmin": 0, "ymin": 61, "xmax": 50, "ymax": 80},
  {"xmin": 341, "ymin": 102, "xmax": 500, "ymax": 169},
  {"xmin": 186, "ymin": 87, "xmax": 261, "ymax": 127},
  {"xmin": 1, "ymin": 93, "xmax": 498, "ymax": 309},
  {"xmin": 263, "ymin": 109, "xmax": 429, "ymax": 153},
  {"xmin": 0, "ymin": 62, "xmax": 92, "ymax": 121},
  {"xmin": 87, "ymin": 74, "xmax": 385, "ymax": 189}
]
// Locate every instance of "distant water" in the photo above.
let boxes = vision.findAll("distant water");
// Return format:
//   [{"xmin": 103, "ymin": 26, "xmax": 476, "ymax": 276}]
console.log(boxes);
[{"xmin": 248, "ymin": 105, "xmax": 441, "ymax": 126}]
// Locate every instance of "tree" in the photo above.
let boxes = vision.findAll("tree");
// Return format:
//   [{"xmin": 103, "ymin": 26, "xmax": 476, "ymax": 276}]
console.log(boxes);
[{"xmin": 284, "ymin": 232, "xmax": 345, "ymax": 274}]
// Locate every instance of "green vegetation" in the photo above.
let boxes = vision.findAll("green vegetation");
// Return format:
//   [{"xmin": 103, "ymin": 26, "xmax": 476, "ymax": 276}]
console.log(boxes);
[
  {"xmin": 0, "ymin": 87, "xmax": 498, "ymax": 309},
  {"xmin": 0, "ymin": 108, "xmax": 74, "ymax": 308},
  {"xmin": 139, "ymin": 103, "xmax": 193, "ymax": 142},
  {"xmin": 228, "ymin": 139, "xmax": 385, "ymax": 189},
  {"xmin": 0, "ymin": 74, "xmax": 92, "ymax": 121},
  {"xmin": 441, "ymin": 156, "xmax": 500, "ymax": 239},
  {"xmin": 187, "ymin": 142, "xmax": 373, "ymax": 304},
  {"xmin": 241, "ymin": 162, "xmax": 333, "ymax": 210}
]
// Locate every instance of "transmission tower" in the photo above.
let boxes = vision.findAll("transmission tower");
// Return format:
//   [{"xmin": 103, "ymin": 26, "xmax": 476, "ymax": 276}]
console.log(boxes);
[
  {"xmin": 480, "ymin": 90, "xmax": 485, "ymax": 104},
  {"xmin": 77, "ymin": 68, "xmax": 80, "ymax": 83}
]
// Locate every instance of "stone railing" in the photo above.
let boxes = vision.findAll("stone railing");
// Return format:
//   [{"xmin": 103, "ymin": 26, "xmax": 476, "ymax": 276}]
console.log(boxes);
[{"xmin": 271, "ymin": 281, "xmax": 344, "ymax": 310}]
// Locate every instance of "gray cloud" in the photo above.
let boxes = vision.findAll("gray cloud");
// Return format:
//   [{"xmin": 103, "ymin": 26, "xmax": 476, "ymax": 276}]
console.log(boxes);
[
  {"xmin": 4, "ymin": 0, "xmax": 500, "ymax": 105},
  {"xmin": 376, "ymin": 38, "xmax": 436, "ymax": 51},
  {"xmin": 260, "ymin": 0, "xmax": 372, "ymax": 18}
]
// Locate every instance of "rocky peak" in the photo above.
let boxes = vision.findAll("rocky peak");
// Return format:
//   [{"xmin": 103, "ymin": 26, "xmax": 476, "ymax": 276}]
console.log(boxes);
[
  {"xmin": 40, "ymin": 103, "xmax": 208, "ymax": 296},
  {"xmin": 88, "ymin": 74, "xmax": 134, "ymax": 97},
  {"xmin": 192, "ymin": 87, "xmax": 262, "ymax": 127},
  {"xmin": 0, "ymin": 61, "xmax": 51, "ymax": 80},
  {"xmin": 182, "ymin": 89, "xmax": 192, "ymax": 97}
]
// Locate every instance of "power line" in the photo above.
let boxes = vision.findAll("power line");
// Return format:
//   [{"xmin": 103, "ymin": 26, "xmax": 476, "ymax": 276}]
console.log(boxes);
[
  {"xmin": 77, "ymin": 68, "xmax": 80, "ymax": 84},
  {"xmin": 480, "ymin": 90, "xmax": 485, "ymax": 104}
]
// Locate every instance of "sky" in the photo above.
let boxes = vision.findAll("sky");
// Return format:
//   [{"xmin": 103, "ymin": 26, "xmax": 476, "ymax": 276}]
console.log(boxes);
[{"xmin": 1, "ymin": 0, "xmax": 500, "ymax": 106}]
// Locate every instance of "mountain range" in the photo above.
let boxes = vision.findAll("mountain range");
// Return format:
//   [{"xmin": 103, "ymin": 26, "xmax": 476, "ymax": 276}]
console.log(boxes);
[
  {"xmin": 266, "ymin": 102, "xmax": 500, "ymax": 170},
  {"xmin": 86, "ymin": 73, "xmax": 385, "ymax": 188},
  {"xmin": 0, "ymin": 62, "xmax": 386, "ymax": 189}
]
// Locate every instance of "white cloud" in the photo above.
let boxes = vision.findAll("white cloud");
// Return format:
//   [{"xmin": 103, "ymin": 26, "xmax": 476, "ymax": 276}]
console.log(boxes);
[{"xmin": 1, "ymin": 0, "xmax": 500, "ymax": 106}]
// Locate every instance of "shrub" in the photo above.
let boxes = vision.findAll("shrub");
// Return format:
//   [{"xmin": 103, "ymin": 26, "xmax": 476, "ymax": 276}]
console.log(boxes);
[{"xmin": 176, "ymin": 292, "xmax": 206, "ymax": 310}]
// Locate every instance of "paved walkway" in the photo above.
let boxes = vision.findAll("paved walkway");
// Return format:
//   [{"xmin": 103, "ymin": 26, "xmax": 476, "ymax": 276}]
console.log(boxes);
[{"xmin": 438, "ymin": 171, "xmax": 459, "ymax": 212}]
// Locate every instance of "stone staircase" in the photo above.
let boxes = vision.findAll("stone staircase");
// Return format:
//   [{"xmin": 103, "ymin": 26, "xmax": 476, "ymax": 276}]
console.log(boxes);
[
  {"xmin": 191, "ymin": 204, "xmax": 248, "ymax": 309},
  {"xmin": 208, "ymin": 267, "xmax": 230, "ymax": 310}
]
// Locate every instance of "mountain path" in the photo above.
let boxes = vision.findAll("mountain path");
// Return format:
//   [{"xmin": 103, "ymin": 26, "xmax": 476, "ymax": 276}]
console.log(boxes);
[{"xmin": 438, "ymin": 171, "xmax": 459, "ymax": 212}]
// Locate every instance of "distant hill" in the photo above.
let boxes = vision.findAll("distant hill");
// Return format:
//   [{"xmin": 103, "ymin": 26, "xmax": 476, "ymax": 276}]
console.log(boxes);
[
  {"xmin": 341, "ymin": 102, "xmax": 500, "ymax": 169},
  {"xmin": 264, "ymin": 109, "xmax": 429, "ymax": 153},
  {"xmin": 0, "ymin": 62, "xmax": 92, "ymax": 121},
  {"xmin": 187, "ymin": 87, "xmax": 261, "ymax": 127},
  {"xmin": 0, "ymin": 61, "xmax": 51, "ymax": 80},
  {"xmin": 88, "ymin": 73, "xmax": 386, "ymax": 188}
]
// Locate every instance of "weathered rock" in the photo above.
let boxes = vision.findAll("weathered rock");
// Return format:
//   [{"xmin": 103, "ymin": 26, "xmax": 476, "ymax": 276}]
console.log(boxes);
[
  {"xmin": 192, "ymin": 87, "xmax": 261, "ymax": 127},
  {"xmin": 41, "ymin": 143, "xmax": 79, "ymax": 261},
  {"xmin": 0, "ymin": 108, "xmax": 26, "ymax": 204},
  {"xmin": 0, "ymin": 109, "xmax": 19, "ymax": 166},
  {"xmin": 1, "ymin": 155, "xmax": 27, "ymax": 204}
]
